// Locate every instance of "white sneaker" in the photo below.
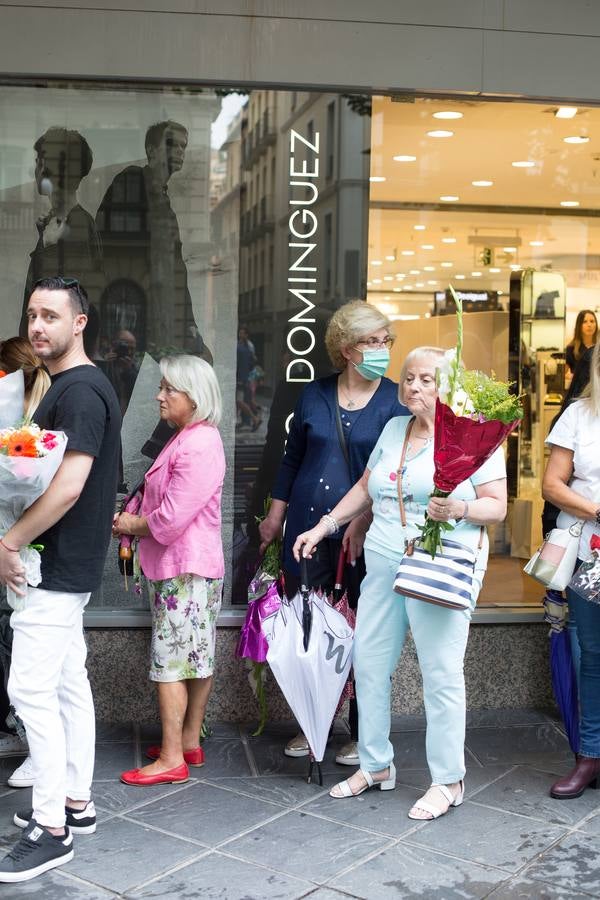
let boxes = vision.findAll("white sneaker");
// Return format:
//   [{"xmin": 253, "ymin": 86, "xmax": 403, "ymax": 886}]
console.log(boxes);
[
  {"xmin": 8, "ymin": 756, "xmax": 34, "ymax": 789},
  {"xmin": 0, "ymin": 732, "xmax": 28, "ymax": 760}
]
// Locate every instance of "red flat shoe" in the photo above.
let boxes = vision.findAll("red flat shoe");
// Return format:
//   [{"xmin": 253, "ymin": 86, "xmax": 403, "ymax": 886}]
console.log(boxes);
[
  {"xmin": 120, "ymin": 762, "xmax": 189, "ymax": 786},
  {"xmin": 145, "ymin": 745, "xmax": 205, "ymax": 767}
]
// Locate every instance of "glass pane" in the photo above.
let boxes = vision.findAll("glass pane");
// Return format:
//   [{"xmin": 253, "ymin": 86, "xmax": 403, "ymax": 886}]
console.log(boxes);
[
  {"xmin": 0, "ymin": 82, "xmax": 370, "ymax": 610},
  {"xmin": 368, "ymin": 94, "xmax": 600, "ymax": 607}
]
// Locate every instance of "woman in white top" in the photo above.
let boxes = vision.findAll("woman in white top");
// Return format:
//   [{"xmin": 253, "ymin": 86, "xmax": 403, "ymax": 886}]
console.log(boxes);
[
  {"xmin": 294, "ymin": 347, "xmax": 507, "ymax": 820},
  {"xmin": 544, "ymin": 339, "xmax": 600, "ymax": 799}
]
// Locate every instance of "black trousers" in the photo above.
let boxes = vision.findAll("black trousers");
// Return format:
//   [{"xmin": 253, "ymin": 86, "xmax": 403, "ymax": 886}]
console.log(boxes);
[{"xmin": 284, "ymin": 537, "xmax": 366, "ymax": 742}]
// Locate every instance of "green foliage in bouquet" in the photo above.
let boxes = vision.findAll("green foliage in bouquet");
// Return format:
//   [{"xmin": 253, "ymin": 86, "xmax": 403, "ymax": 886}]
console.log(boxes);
[{"xmin": 460, "ymin": 370, "xmax": 524, "ymax": 424}]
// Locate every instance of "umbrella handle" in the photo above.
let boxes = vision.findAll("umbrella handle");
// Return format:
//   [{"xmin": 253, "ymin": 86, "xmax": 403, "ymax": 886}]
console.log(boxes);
[
  {"xmin": 334, "ymin": 546, "xmax": 347, "ymax": 592},
  {"xmin": 300, "ymin": 555, "xmax": 310, "ymax": 593}
]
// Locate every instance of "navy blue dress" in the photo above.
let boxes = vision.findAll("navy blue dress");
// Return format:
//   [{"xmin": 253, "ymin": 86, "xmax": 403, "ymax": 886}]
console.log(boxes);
[{"xmin": 272, "ymin": 374, "xmax": 407, "ymax": 575}]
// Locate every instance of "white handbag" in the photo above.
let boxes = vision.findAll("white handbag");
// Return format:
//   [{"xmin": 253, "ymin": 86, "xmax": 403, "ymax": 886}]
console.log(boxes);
[{"xmin": 523, "ymin": 520, "xmax": 584, "ymax": 591}]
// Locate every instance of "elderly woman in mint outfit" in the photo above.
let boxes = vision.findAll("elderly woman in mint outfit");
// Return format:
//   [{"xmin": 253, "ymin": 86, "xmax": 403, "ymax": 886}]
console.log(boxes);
[
  {"xmin": 294, "ymin": 346, "xmax": 507, "ymax": 820},
  {"xmin": 113, "ymin": 355, "xmax": 225, "ymax": 787},
  {"xmin": 259, "ymin": 300, "xmax": 406, "ymax": 764}
]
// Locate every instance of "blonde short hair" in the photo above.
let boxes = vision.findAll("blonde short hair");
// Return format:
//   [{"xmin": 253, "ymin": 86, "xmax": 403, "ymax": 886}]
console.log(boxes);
[
  {"xmin": 160, "ymin": 355, "xmax": 222, "ymax": 426},
  {"xmin": 399, "ymin": 346, "xmax": 447, "ymax": 392},
  {"xmin": 325, "ymin": 300, "xmax": 392, "ymax": 370}
]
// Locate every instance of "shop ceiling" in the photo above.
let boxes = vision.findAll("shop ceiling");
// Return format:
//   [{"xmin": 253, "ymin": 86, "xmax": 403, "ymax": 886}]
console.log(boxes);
[{"xmin": 368, "ymin": 96, "xmax": 600, "ymax": 296}]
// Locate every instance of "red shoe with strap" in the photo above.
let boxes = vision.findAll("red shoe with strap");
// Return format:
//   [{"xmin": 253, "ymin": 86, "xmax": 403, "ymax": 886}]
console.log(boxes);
[
  {"xmin": 120, "ymin": 762, "xmax": 190, "ymax": 786},
  {"xmin": 145, "ymin": 745, "xmax": 205, "ymax": 767}
]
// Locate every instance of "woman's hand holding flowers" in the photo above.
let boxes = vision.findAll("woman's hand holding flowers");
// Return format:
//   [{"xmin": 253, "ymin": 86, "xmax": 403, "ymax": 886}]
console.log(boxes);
[{"xmin": 426, "ymin": 497, "xmax": 465, "ymax": 523}]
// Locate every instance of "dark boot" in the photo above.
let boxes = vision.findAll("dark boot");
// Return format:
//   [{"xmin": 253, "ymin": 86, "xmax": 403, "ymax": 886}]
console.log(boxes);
[{"xmin": 550, "ymin": 756, "xmax": 600, "ymax": 799}]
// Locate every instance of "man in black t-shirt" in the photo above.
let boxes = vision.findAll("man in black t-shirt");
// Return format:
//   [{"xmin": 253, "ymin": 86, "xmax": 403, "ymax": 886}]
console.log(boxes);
[{"xmin": 0, "ymin": 277, "xmax": 120, "ymax": 883}]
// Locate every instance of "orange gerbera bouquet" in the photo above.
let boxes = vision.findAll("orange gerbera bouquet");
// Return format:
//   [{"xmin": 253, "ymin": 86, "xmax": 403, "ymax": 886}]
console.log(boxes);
[{"xmin": 0, "ymin": 370, "xmax": 67, "ymax": 609}]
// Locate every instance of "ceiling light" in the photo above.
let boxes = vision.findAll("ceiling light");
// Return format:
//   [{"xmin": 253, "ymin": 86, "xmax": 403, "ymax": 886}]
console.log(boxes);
[
  {"xmin": 503, "ymin": 246, "xmax": 517, "ymax": 253},
  {"xmin": 423, "ymin": 265, "xmax": 435, "ymax": 271},
  {"xmin": 441, "ymin": 262, "xmax": 453, "ymax": 268},
  {"xmin": 421, "ymin": 244, "xmax": 434, "ymax": 250},
  {"xmin": 413, "ymin": 224, "xmax": 426, "ymax": 230},
  {"xmin": 366, "ymin": 281, "xmax": 372, "ymax": 287},
  {"xmin": 439, "ymin": 195, "xmax": 459, "ymax": 202},
  {"xmin": 427, "ymin": 130, "xmax": 454, "ymax": 138},
  {"xmin": 472, "ymin": 180, "xmax": 494, "ymax": 187},
  {"xmin": 433, "ymin": 111, "xmax": 463, "ymax": 120},
  {"xmin": 442, "ymin": 237, "xmax": 457, "ymax": 244},
  {"xmin": 395, "ymin": 273, "xmax": 405, "ymax": 279},
  {"xmin": 529, "ymin": 240, "xmax": 544, "ymax": 247},
  {"xmin": 394, "ymin": 155, "xmax": 417, "ymax": 162},
  {"xmin": 385, "ymin": 254, "xmax": 396, "ymax": 261},
  {"xmin": 403, "ymin": 285, "xmax": 413, "ymax": 290},
  {"xmin": 510, "ymin": 264, "xmax": 521, "ymax": 270},
  {"xmin": 371, "ymin": 260, "xmax": 382, "ymax": 266},
  {"xmin": 401, "ymin": 250, "xmax": 415, "ymax": 256},
  {"xmin": 471, "ymin": 271, "xmax": 482, "ymax": 277},
  {"xmin": 409, "ymin": 269, "xmax": 420, "ymax": 275},
  {"xmin": 416, "ymin": 282, "xmax": 425, "ymax": 287},
  {"xmin": 369, "ymin": 176, "xmax": 386, "ymax": 182},
  {"xmin": 512, "ymin": 160, "xmax": 536, "ymax": 168},
  {"xmin": 393, "ymin": 287, "xmax": 402, "ymax": 292},
  {"xmin": 564, "ymin": 135, "xmax": 589, "ymax": 144},
  {"xmin": 455, "ymin": 274, "xmax": 466, "ymax": 279},
  {"xmin": 556, "ymin": 107, "xmax": 578, "ymax": 119},
  {"xmin": 372, "ymin": 278, "xmax": 382, "ymax": 284},
  {"xmin": 383, "ymin": 275, "xmax": 393, "ymax": 281},
  {"xmin": 560, "ymin": 200, "xmax": 580, "ymax": 207},
  {"xmin": 427, "ymin": 280, "xmax": 438, "ymax": 285},
  {"xmin": 489, "ymin": 267, "xmax": 501, "ymax": 273}
]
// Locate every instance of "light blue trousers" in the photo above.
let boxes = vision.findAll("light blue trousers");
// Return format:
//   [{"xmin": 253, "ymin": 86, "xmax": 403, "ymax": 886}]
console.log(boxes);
[{"xmin": 354, "ymin": 549, "xmax": 472, "ymax": 784}]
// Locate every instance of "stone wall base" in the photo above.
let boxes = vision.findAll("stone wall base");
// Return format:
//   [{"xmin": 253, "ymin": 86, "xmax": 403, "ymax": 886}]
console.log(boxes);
[{"xmin": 87, "ymin": 623, "xmax": 554, "ymax": 724}]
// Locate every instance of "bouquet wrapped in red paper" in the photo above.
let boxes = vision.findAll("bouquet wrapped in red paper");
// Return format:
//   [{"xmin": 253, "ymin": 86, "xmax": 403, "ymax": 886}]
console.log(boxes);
[{"xmin": 420, "ymin": 287, "xmax": 523, "ymax": 557}]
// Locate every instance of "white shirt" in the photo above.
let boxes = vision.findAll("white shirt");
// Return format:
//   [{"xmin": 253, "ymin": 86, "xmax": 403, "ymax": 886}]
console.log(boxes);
[{"xmin": 546, "ymin": 399, "xmax": 600, "ymax": 561}]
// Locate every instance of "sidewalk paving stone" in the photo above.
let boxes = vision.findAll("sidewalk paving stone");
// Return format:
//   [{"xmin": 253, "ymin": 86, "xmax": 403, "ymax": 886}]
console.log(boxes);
[
  {"xmin": 0, "ymin": 710, "xmax": 598, "ymax": 899},
  {"xmin": 406, "ymin": 800, "xmax": 568, "ymax": 872},
  {"xmin": 331, "ymin": 841, "xmax": 508, "ymax": 899},
  {"xmin": 125, "ymin": 781, "xmax": 290, "ymax": 845},
  {"xmin": 224, "ymin": 809, "xmax": 390, "ymax": 883},
  {"xmin": 127, "ymin": 850, "xmax": 314, "ymax": 899},
  {"xmin": 469, "ymin": 765, "xmax": 600, "ymax": 827},
  {"xmin": 522, "ymin": 831, "xmax": 600, "ymax": 896}
]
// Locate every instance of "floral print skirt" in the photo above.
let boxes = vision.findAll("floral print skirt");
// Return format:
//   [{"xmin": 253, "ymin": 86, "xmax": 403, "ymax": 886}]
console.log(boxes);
[{"xmin": 147, "ymin": 573, "xmax": 223, "ymax": 682}]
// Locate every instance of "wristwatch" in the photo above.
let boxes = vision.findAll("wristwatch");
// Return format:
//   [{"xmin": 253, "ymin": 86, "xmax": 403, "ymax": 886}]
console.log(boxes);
[{"xmin": 595, "ymin": 508, "xmax": 600, "ymax": 526}]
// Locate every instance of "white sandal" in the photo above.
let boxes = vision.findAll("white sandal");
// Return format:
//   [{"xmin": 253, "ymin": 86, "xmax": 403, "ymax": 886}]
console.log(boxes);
[
  {"xmin": 329, "ymin": 762, "xmax": 396, "ymax": 799},
  {"xmin": 408, "ymin": 780, "xmax": 464, "ymax": 820}
]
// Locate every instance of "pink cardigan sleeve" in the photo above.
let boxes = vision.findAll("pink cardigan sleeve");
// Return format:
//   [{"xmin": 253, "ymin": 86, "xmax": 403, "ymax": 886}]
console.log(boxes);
[{"xmin": 145, "ymin": 432, "xmax": 225, "ymax": 546}]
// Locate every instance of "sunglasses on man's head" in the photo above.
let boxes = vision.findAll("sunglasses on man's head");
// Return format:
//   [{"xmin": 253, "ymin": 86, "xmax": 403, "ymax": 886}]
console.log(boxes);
[{"xmin": 33, "ymin": 277, "xmax": 87, "ymax": 313}]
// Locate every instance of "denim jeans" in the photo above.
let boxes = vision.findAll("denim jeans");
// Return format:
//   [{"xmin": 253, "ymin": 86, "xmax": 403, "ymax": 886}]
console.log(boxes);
[{"xmin": 567, "ymin": 573, "xmax": 600, "ymax": 757}]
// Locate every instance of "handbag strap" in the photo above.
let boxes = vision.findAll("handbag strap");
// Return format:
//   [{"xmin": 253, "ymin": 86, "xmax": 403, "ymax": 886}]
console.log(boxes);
[
  {"xmin": 334, "ymin": 391, "xmax": 351, "ymax": 472},
  {"xmin": 396, "ymin": 418, "xmax": 415, "ymax": 528},
  {"xmin": 396, "ymin": 417, "xmax": 484, "ymax": 548}
]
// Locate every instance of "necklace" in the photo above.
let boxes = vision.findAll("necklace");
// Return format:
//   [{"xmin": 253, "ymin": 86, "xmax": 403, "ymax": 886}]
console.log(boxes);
[{"xmin": 338, "ymin": 377, "xmax": 377, "ymax": 409}]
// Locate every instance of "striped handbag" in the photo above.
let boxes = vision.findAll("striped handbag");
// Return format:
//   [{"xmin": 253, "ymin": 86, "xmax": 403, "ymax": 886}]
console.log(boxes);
[{"xmin": 392, "ymin": 419, "xmax": 481, "ymax": 611}]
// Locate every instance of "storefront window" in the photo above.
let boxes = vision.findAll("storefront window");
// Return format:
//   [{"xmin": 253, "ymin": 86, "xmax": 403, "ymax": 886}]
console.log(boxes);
[
  {"xmin": 368, "ymin": 94, "xmax": 600, "ymax": 607},
  {"xmin": 0, "ymin": 81, "xmax": 370, "ymax": 611}
]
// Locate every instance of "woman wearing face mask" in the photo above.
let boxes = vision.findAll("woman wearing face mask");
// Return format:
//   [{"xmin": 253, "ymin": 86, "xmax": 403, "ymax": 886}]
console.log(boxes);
[
  {"xmin": 293, "ymin": 347, "xmax": 507, "ymax": 819},
  {"xmin": 259, "ymin": 300, "xmax": 407, "ymax": 764}
]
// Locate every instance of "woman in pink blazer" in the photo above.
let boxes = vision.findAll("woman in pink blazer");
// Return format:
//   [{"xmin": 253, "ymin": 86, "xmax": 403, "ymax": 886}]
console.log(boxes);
[{"xmin": 113, "ymin": 355, "xmax": 225, "ymax": 787}]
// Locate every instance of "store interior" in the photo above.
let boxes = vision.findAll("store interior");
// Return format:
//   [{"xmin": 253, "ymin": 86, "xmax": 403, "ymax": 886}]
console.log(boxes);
[{"xmin": 367, "ymin": 95, "xmax": 600, "ymax": 607}]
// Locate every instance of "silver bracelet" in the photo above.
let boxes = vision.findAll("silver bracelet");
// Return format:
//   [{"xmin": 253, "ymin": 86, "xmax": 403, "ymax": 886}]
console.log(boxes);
[
  {"xmin": 320, "ymin": 513, "xmax": 339, "ymax": 535},
  {"xmin": 457, "ymin": 500, "xmax": 469, "ymax": 522}
]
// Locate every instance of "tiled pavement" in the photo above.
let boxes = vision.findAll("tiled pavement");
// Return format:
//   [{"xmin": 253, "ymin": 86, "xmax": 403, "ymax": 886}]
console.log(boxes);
[{"xmin": 0, "ymin": 710, "xmax": 599, "ymax": 898}]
